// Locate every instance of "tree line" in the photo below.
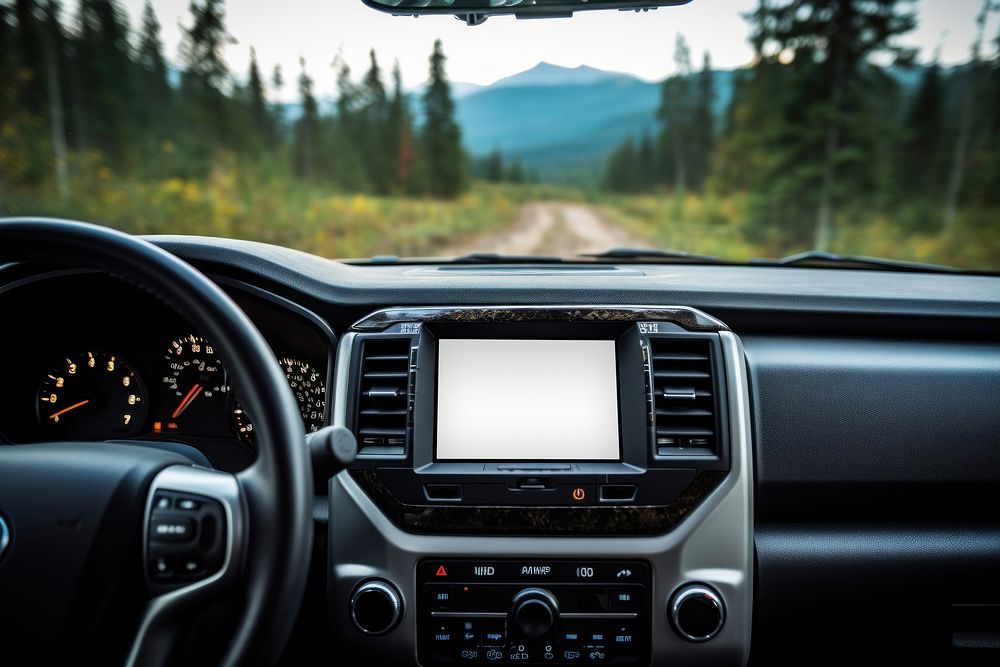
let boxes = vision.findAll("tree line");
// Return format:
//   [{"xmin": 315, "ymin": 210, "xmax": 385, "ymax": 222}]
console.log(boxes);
[
  {"xmin": 0, "ymin": 0, "xmax": 469, "ymax": 200},
  {"xmin": 605, "ymin": 0, "xmax": 1000, "ymax": 250}
]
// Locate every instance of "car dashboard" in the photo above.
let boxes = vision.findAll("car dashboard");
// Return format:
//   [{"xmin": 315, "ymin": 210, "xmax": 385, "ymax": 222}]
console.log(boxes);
[{"xmin": 1, "ymin": 235, "xmax": 999, "ymax": 666}]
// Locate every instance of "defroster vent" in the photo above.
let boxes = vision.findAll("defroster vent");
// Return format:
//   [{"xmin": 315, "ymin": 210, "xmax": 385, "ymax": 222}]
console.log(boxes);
[
  {"xmin": 649, "ymin": 337, "xmax": 719, "ymax": 457},
  {"xmin": 355, "ymin": 338, "xmax": 413, "ymax": 455}
]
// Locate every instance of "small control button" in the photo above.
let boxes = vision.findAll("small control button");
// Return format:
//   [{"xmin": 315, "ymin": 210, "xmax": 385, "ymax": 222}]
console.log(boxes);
[
  {"xmin": 611, "ymin": 622, "xmax": 637, "ymax": 646},
  {"xmin": 430, "ymin": 621, "xmax": 456, "ymax": 644},
  {"xmin": 584, "ymin": 647, "xmax": 608, "ymax": 662},
  {"xmin": 460, "ymin": 620, "xmax": 478, "ymax": 644},
  {"xmin": 562, "ymin": 648, "xmax": 583, "ymax": 662},
  {"xmin": 481, "ymin": 622, "xmax": 506, "ymax": 647},
  {"xmin": 177, "ymin": 498, "xmax": 200, "ymax": 510},
  {"xmin": 150, "ymin": 556, "xmax": 172, "ymax": 578},
  {"xmin": 608, "ymin": 587, "xmax": 638, "ymax": 611},
  {"xmin": 458, "ymin": 647, "xmax": 480, "ymax": 662},
  {"xmin": 560, "ymin": 621, "xmax": 584, "ymax": 645},
  {"xmin": 571, "ymin": 487, "xmax": 586, "ymax": 502},
  {"xmin": 154, "ymin": 496, "xmax": 171, "ymax": 510},
  {"xmin": 484, "ymin": 647, "xmax": 505, "ymax": 662},
  {"xmin": 179, "ymin": 557, "xmax": 202, "ymax": 576},
  {"xmin": 508, "ymin": 641, "xmax": 531, "ymax": 662},
  {"xmin": 150, "ymin": 517, "xmax": 196, "ymax": 542}
]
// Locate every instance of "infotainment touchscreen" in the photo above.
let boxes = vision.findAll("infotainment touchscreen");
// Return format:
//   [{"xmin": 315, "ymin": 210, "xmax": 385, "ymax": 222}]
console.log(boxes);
[{"xmin": 435, "ymin": 339, "xmax": 620, "ymax": 461}]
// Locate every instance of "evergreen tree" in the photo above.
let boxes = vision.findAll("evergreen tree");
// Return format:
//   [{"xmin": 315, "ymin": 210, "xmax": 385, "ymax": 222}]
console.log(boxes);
[
  {"xmin": 179, "ymin": 0, "xmax": 233, "ymax": 163},
  {"xmin": 361, "ymin": 49, "xmax": 392, "ymax": 193},
  {"xmin": 506, "ymin": 157, "xmax": 524, "ymax": 184},
  {"xmin": 747, "ymin": 0, "xmax": 917, "ymax": 249},
  {"xmin": 246, "ymin": 46, "xmax": 272, "ymax": 147},
  {"xmin": 270, "ymin": 63, "xmax": 284, "ymax": 141},
  {"xmin": 294, "ymin": 57, "xmax": 318, "ymax": 180},
  {"xmin": 422, "ymin": 39, "xmax": 466, "ymax": 198},
  {"xmin": 134, "ymin": 0, "xmax": 171, "ymax": 160},
  {"xmin": 658, "ymin": 34, "xmax": 693, "ymax": 194},
  {"xmin": 77, "ymin": 0, "xmax": 134, "ymax": 162},
  {"xmin": 483, "ymin": 149, "xmax": 503, "ymax": 182},
  {"xmin": 690, "ymin": 51, "xmax": 715, "ymax": 192},
  {"xmin": 899, "ymin": 54, "xmax": 945, "ymax": 208}
]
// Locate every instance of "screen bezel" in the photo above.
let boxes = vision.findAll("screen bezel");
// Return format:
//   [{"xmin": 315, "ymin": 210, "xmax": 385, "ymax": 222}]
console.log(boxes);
[{"xmin": 414, "ymin": 321, "xmax": 644, "ymax": 466}]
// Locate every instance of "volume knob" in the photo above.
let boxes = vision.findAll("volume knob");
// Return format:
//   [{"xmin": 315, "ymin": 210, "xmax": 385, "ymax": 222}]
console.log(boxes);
[
  {"xmin": 669, "ymin": 584, "xmax": 725, "ymax": 642},
  {"xmin": 350, "ymin": 579, "xmax": 402, "ymax": 635},
  {"xmin": 510, "ymin": 587, "xmax": 559, "ymax": 639}
]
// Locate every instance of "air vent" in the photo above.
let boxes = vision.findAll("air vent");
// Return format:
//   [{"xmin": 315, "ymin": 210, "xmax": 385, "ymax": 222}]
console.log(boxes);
[
  {"xmin": 355, "ymin": 338, "xmax": 412, "ymax": 454},
  {"xmin": 648, "ymin": 337, "xmax": 718, "ymax": 457}
]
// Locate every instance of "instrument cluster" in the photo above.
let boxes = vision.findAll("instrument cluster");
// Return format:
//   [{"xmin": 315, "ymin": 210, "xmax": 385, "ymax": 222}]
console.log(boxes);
[{"xmin": 0, "ymin": 272, "xmax": 332, "ymax": 471}]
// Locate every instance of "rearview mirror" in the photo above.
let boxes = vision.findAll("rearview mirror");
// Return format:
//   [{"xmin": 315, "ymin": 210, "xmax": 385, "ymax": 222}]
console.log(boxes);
[{"xmin": 361, "ymin": 0, "xmax": 692, "ymax": 25}]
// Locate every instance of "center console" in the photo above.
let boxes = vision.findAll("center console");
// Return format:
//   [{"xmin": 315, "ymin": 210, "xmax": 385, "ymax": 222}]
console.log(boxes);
[{"xmin": 328, "ymin": 306, "xmax": 753, "ymax": 666}]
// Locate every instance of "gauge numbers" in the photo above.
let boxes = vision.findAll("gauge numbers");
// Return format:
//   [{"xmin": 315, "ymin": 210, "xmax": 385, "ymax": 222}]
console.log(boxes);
[
  {"xmin": 38, "ymin": 351, "xmax": 146, "ymax": 439},
  {"xmin": 232, "ymin": 357, "xmax": 326, "ymax": 446}
]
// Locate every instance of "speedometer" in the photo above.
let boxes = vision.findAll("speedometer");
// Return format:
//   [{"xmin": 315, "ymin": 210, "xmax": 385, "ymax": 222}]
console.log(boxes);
[{"xmin": 158, "ymin": 335, "xmax": 228, "ymax": 435}]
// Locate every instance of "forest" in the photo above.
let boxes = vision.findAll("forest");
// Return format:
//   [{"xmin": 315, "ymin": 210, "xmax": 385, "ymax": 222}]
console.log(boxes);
[
  {"xmin": 604, "ymin": 1, "xmax": 1000, "ymax": 266},
  {"xmin": 1, "ymin": 0, "xmax": 999, "ymax": 269}
]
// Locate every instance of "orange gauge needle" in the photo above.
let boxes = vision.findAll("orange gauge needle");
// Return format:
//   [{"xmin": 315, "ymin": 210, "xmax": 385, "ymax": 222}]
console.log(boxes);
[
  {"xmin": 49, "ymin": 399, "xmax": 90, "ymax": 420},
  {"xmin": 171, "ymin": 384, "xmax": 203, "ymax": 418}
]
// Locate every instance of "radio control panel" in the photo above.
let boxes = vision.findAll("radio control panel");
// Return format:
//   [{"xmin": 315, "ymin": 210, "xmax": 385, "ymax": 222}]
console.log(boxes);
[{"xmin": 416, "ymin": 559, "xmax": 650, "ymax": 665}]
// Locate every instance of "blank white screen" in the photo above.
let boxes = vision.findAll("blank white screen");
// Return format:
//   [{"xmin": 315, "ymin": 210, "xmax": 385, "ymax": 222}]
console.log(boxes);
[{"xmin": 435, "ymin": 339, "xmax": 620, "ymax": 461}]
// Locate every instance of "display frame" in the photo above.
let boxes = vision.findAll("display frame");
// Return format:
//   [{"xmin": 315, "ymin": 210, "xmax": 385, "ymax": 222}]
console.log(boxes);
[{"xmin": 412, "ymin": 321, "xmax": 648, "ymax": 470}]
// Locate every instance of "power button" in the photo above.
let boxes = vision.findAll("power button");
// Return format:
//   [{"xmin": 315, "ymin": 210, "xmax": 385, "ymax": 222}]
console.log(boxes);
[{"xmin": 571, "ymin": 487, "xmax": 586, "ymax": 502}]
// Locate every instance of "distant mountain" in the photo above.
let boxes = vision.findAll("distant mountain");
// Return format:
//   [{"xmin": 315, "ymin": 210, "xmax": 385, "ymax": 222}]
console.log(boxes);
[{"xmin": 455, "ymin": 62, "xmax": 741, "ymax": 186}]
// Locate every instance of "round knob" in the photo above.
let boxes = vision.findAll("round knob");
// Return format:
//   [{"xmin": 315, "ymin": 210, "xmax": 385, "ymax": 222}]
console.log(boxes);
[
  {"xmin": 510, "ymin": 587, "xmax": 559, "ymax": 639},
  {"xmin": 669, "ymin": 584, "xmax": 725, "ymax": 642},
  {"xmin": 350, "ymin": 579, "xmax": 402, "ymax": 635}
]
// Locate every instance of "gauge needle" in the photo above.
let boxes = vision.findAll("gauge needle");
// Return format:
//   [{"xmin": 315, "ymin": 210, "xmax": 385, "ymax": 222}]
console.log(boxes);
[
  {"xmin": 49, "ymin": 399, "xmax": 90, "ymax": 420},
  {"xmin": 171, "ymin": 384, "xmax": 203, "ymax": 418}
]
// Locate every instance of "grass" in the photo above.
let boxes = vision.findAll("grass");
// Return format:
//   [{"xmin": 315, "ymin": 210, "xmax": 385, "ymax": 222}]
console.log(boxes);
[
  {"xmin": 588, "ymin": 191, "xmax": 1000, "ymax": 271},
  {"xmin": 3, "ymin": 158, "xmax": 998, "ymax": 271}
]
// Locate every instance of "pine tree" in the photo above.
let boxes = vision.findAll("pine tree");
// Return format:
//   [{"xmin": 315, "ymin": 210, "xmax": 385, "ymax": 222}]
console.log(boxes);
[
  {"xmin": 749, "ymin": 0, "xmax": 918, "ymax": 249},
  {"xmin": 483, "ymin": 149, "xmax": 503, "ymax": 182},
  {"xmin": 270, "ymin": 63, "xmax": 284, "ymax": 141},
  {"xmin": 294, "ymin": 57, "xmax": 319, "ymax": 180},
  {"xmin": 899, "ymin": 55, "xmax": 945, "ymax": 203},
  {"xmin": 422, "ymin": 39, "xmax": 466, "ymax": 198},
  {"xmin": 361, "ymin": 49, "xmax": 392, "ymax": 193},
  {"xmin": 77, "ymin": 0, "xmax": 134, "ymax": 162},
  {"xmin": 179, "ymin": 0, "xmax": 233, "ymax": 162},
  {"xmin": 658, "ymin": 34, "xmax": 693, "ymax": 194},
  {"xmin": 690, "ymin": 51, "xmax": 715, "ymax": 192},
  {"xmin": 135, "ymin": 0, "xmax": 171, "ymax": 160},
  {"xmin": 246, "ymin": 46, "xmax": 272, "ymax": 146}
]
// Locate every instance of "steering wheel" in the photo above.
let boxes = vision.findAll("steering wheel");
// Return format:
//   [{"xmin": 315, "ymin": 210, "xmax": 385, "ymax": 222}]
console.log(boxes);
[{"xmin": 0, "ymin": 219, "xmax": 313, "ymax": 666}]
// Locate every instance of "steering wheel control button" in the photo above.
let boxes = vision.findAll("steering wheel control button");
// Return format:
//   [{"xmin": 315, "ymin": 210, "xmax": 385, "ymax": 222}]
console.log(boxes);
[
  {"xmin": 151, "ymin": 517, "xmax": 195, "ymax": 542},
  {"xmin": 351, "ymin": 579, "xmax": 403, "ymax": 635},
  {"xmin": 669, "ymin": 584, "xmax": 726, "ymax": 642},
  {"xmin": 146, "ymin": 490, "xmax": 227, "ymax": 583}
]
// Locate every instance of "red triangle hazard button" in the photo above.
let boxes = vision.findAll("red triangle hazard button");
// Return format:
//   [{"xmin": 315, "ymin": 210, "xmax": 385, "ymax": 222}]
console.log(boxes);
[{"xmin": 435, "ymin": 565, "xmax": 447, "ymax": 577}]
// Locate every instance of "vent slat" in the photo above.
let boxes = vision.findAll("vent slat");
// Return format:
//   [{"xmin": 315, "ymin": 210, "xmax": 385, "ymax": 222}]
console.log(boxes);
[
  {"xmin": 649, "ymin": 337, "xmax": 718, "ymax": 456},
  {"xmin": 653, "ymin": 370, "xmax": 711, "ymax": 379},
  {"xmin": 363, "ymin": 371, "xmax": 409, "ymax": 379},
  {"xmin": 356, "ymin": 338, "xmax": 412, "ymax": 455},
  {"xmin": 652, "ymin": 352, "xmax": 709, "ymax": 361}
]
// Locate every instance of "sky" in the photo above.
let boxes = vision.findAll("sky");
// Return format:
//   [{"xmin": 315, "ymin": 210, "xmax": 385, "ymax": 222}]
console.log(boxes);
[{"xmin": 122, "ymin": 0, "xmax": 1000, "ymax": 102}]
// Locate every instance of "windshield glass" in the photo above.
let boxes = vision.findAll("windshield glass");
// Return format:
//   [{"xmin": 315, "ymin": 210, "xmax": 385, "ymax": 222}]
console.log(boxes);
[{"xmin": 1, "ymin": 0, "xmax": 998, "ymax": 270}]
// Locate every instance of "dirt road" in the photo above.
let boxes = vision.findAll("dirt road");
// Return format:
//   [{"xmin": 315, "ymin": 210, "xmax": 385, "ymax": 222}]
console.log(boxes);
[{"xmin": 442, "ymin": 202, "xmax": 649, "ymax": 257}]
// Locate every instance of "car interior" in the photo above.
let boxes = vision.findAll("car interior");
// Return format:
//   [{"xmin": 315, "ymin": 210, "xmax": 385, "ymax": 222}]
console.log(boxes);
[{"xmin": 1, "ymin": 1, "xmax": 999, "ymax": 666}]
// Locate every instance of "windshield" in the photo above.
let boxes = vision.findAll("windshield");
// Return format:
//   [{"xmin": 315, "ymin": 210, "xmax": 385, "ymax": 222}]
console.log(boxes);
[{"xmin": 1, "ymin": 0, "xmax": 998, "ymax": 270}]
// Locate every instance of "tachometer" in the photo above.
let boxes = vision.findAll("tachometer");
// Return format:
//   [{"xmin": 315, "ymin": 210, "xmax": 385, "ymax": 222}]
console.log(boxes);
[{"xmin": 37, "ymin": 351, "xmax": 147, "ymax": 439}]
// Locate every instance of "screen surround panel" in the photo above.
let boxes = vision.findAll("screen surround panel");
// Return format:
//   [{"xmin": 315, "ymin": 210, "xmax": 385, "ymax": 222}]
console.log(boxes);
[{"xmin": 435, "ymin": 338, "xmax": 621, "ymax": 461}]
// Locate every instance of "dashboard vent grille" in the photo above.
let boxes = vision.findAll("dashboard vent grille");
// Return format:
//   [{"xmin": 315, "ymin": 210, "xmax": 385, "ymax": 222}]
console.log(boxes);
[
  {"xmin": 356, "ymin": 338, "xmax": 412, "ymax": 454},
  {"xmin": 649, "ymin": 337, "xmax": 718, "ymax": 456}
]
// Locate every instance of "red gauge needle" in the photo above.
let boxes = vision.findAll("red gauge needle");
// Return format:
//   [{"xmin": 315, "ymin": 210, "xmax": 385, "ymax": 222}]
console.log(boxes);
[
  {"xmin": 49, "ymin": 399, "xmax": 90, "ymax": 420},
  {"xmin": 171, "ymin": 384, "xmax": 203, "ymax": 418}
]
